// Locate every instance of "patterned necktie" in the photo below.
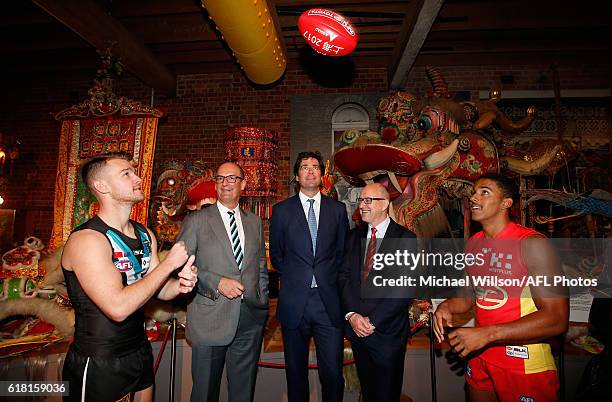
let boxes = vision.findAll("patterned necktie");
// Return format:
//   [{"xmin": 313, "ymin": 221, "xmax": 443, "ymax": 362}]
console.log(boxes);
[
  {"xmin": 362, "ymin": 227, "xmax": 378, "ymax": 282},
  {"xmin": 307, "ymin": 199, "xmax": 317, "ymax": 254},
  {"xmin": 307, "ymin": 199, "xmax": 318, "ymax": 288},
  {"xmin": 228, "ymin": 211, "xmax": 243, "ymax": 270}
]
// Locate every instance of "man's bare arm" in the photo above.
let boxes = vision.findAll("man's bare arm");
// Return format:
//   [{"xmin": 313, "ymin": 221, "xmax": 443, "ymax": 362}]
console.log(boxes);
[
  {"xmin": 447, "ymin": 236, "xmax": 569, "ymax": 356},
  {"xmin": 448, "ymin": 296, "xmax": 568, "ymax": 357},
  {"xmin": 148, "ymin": 228, "xmax": 197, "ymax": 300},
  {"xmin": 473, "ymin": 236, "xmax": 568, "ymax": 343},
  {"xmin": 62, "ymin": 229, "xmax": 190, "ymax": 322},
  {"xmin": 432, "ymin": 297, "xmax": 475, "ymax": 343}
]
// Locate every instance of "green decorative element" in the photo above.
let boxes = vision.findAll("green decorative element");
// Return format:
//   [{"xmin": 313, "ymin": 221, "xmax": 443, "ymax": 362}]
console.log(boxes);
[
  {"xmin": 5, "ymin": 278, "xmax": 36, "ymax": 300},
  {"xmin": 73, "ymin": 174, "xmax": 97, "ymax": 228},
  {"xmin": 37, "ymin": 285, "xmax": 57, "ymax": 300}
]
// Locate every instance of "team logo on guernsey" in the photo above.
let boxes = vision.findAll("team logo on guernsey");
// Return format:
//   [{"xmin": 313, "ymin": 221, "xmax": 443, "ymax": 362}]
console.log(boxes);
[
  {"xmin": 113, "ymin": 251, "xmax": 133, "ymax": 272},
  {"xmin": 519, "ymin": 396, "xmax": 534, "ymax": 402},
  {"xmin": 475, "ymin": 286, "xmax": 508, "ymax": 310}
]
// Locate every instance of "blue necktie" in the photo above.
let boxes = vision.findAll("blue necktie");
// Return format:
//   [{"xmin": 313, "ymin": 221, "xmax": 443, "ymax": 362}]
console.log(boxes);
[
  {"xmin": 228, "ymin": 211, "xmax": 243, "ymax": 270},
  {"xmin": 307, "ymin": 199, "xmax": 317, "ymax": 253},
  {"xmin": 307, "ymin": 199, "xmax": 318, "ymax": 287}
]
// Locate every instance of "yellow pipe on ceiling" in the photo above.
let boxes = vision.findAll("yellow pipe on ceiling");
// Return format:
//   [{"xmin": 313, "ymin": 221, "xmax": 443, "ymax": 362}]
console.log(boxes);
[{"xmin": 201, "ymin": 0, "xmax": 287, "ymax": 85}]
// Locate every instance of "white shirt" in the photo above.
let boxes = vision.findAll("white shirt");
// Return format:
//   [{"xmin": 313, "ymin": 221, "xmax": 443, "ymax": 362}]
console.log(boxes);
[
  {"xmin": 216, "ymin": 201, "xmax": 245, "ymax": 251},
  {"xmin": 346, "ymin": 215, "xmax": 391, "ymax": 321},
  {"xmin": 298, "ymin": 191, "xmax": 321, "ymax": 226},
  {"xmin": 367, "ymin": 216, "xmax": 391, "ymax": 242}
]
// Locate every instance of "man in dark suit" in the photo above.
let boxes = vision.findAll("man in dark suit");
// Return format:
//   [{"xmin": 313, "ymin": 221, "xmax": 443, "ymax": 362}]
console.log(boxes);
[
  {"xmin": 178, "ymin": 162, "xmax": 269, "ymax": 402},
  {"xmin": 269, "ymin": 151, "xmax": 349, "ymax": 402},
  {"xmin": 338, "ymin": 183, "xmax": 416, "ymax": 402}
]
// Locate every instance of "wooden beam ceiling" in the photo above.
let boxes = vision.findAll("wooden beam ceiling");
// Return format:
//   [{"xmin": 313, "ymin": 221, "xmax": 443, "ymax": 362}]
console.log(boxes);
[
  {"xmin": 388, "ymin": 0, "xmax": 445, "ymax": 89},
  {"xmin": 32, "ymin": 0, "xmax": 177, "ymax": 95},
  {"xmin": 0, "ymin": 0, "xmax": 608, "ymax": 85}
]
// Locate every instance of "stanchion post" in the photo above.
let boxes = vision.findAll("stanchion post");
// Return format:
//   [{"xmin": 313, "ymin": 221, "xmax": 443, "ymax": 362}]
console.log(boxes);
[
  {"xmin": 428, "ymin": 312, "xmax": 437, "ymax": 402},
  {"xmin": 169, "ymin": 318, "xmax": 177, "ymax": 402},
  {"xmin": 559, "ymin": 341, "xmax": 565, "ymax": 402}
]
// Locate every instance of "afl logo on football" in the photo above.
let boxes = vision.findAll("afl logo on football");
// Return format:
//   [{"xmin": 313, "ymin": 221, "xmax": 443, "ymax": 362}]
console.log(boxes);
[{"xmin": 298, "ymin": 9, "xmax": 358, "ymax": 56}]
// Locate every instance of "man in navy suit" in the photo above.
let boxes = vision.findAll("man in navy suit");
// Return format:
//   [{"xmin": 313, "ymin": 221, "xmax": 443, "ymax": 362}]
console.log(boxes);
[
  {"xmin": 269, "ymin": 151, "xmax": 349, "ymax": 402},
  {"xmin": 338, "ymin": 183, "xmax": 416, "ymax": 402}
]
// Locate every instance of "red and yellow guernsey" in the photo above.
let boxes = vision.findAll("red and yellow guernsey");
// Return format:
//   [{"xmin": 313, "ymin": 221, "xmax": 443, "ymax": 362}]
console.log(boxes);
[{"xmin": 466, "ymin": 222, "xmax": 557, "ymax": 373}]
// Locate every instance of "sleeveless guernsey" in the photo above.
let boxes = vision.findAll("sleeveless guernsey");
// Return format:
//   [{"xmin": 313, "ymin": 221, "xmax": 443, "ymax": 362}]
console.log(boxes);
[
  {"xmin": 466, "ymin": 222, "xmax": 557, "ymax": 374},
  {"xmin": 62, "ymin": 215, "xmax": 152, "ymax": 357}
]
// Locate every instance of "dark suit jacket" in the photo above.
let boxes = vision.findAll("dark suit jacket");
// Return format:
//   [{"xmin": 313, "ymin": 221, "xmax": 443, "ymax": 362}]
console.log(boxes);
[
  {"xmin": 178, "ymin": 204, "xmax": 269, "ymax": 346},
  {"xmin": 338, "ymin": 218, "xmax": 416, "ymax": 337},
  {"xmin": 269, "ymin": 194, "xmax": 349, "ymax": 329}
]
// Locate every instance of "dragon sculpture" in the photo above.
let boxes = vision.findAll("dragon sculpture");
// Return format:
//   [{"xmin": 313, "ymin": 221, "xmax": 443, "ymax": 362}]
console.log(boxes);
[
  {"xmin": 149, "ymin": 160, "xmax": 217, "ymax": 245},
  {"xmin": 0, "ymin": 238, "xmax": 74, "ymax": 356},
  {"xmin": 333, "ymin": 67, "xmax": 561, "ymax": 237}
]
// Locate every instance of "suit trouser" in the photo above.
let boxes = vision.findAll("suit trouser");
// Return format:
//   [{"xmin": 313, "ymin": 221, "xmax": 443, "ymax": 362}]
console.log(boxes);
[
  {"xmin": 349, "ymin": 330, "xmax": 408, "ymax": 402},
  {"xmin": 190, "ymin": 303, "xmax": 266, "ymax": 402},
  {"xmin": 281, "ymin": 288, "xmax": 344, "ymax": 402}
]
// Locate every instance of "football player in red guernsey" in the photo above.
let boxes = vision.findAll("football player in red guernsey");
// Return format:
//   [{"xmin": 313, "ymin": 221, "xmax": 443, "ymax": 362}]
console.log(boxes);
[{"xmin": 433, "ymin": 173, "xmax": 568, "ymax": 402}]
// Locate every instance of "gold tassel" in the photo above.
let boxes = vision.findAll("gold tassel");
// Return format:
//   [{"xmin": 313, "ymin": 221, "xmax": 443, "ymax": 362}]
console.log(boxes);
[{"xmin": 342, "ymin": 346, "xmax": 361, "ymax": 392}]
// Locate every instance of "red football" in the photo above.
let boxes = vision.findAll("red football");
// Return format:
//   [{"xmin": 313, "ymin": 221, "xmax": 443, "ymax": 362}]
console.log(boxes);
[{"xmin": 298, "ymin": 8, "xmax": 358, "ymax": 56}]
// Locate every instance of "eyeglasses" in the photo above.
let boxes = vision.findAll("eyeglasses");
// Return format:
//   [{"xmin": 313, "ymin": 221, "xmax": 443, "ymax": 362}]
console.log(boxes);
[
  {"xmin": 213, "ymin": 175, "xmax": 243, "ymax": 184},
  {"xmin": 299, "ymin": 165, "xmax": 321, "ymax": 172},
  {"xmin": 357, "ymin": 197, "xmax": 386, "ymax": 204}
]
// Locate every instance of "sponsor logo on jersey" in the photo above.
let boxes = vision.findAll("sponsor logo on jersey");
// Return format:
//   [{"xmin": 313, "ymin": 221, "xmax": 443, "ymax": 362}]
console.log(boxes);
[{"xmin": 506, "ymin": 345, "xmax": 529, "ymax": 359}]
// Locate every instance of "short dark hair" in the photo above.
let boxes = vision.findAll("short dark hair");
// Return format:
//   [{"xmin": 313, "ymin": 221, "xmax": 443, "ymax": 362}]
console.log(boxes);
[
  {"xmin": 293, "ymin": 151, "xmax": 325, "ymax": 177},
  {"xmin": 477, "ymin": 173, "xmax": 519, "ymax": 202},
  {"xmin": 81, "ymin": 152, "xmax": 131, "ymax": 190}
]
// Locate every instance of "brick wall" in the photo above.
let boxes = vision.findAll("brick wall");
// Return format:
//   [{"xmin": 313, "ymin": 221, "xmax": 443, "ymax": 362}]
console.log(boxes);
[
  {"xmin": 0, "ymin": 63, "xmax": 608, "ymax": 245},
  {"xmin": 403, "ymin": 64, "xmax": 612, "ymax": 99}
]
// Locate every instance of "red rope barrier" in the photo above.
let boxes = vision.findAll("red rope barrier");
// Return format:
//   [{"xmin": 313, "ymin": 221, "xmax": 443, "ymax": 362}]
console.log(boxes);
[
  {"xmin": 257, "ymin": 359, "xmax": 355, "ymax": 369},
  {"xmin": 153, "ymin": 326, "xmax": 172, "ymax": 375},
  {"xmin": 152, "ymin": 320, "xmax": 427, "ymax": 372},
  {"xmin": 411, "ymin": 320, "xmax": 427, "ymax": 334}
]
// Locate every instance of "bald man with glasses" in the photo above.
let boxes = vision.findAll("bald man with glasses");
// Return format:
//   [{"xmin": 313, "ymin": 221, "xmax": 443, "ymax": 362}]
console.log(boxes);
[
  {"xmin": 338, "ymin": 183, "xmax": 416, "ymax": 402},
  {"xmin": 178, "ymin": 162, "xmax": 269, "ymax": 402}
]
